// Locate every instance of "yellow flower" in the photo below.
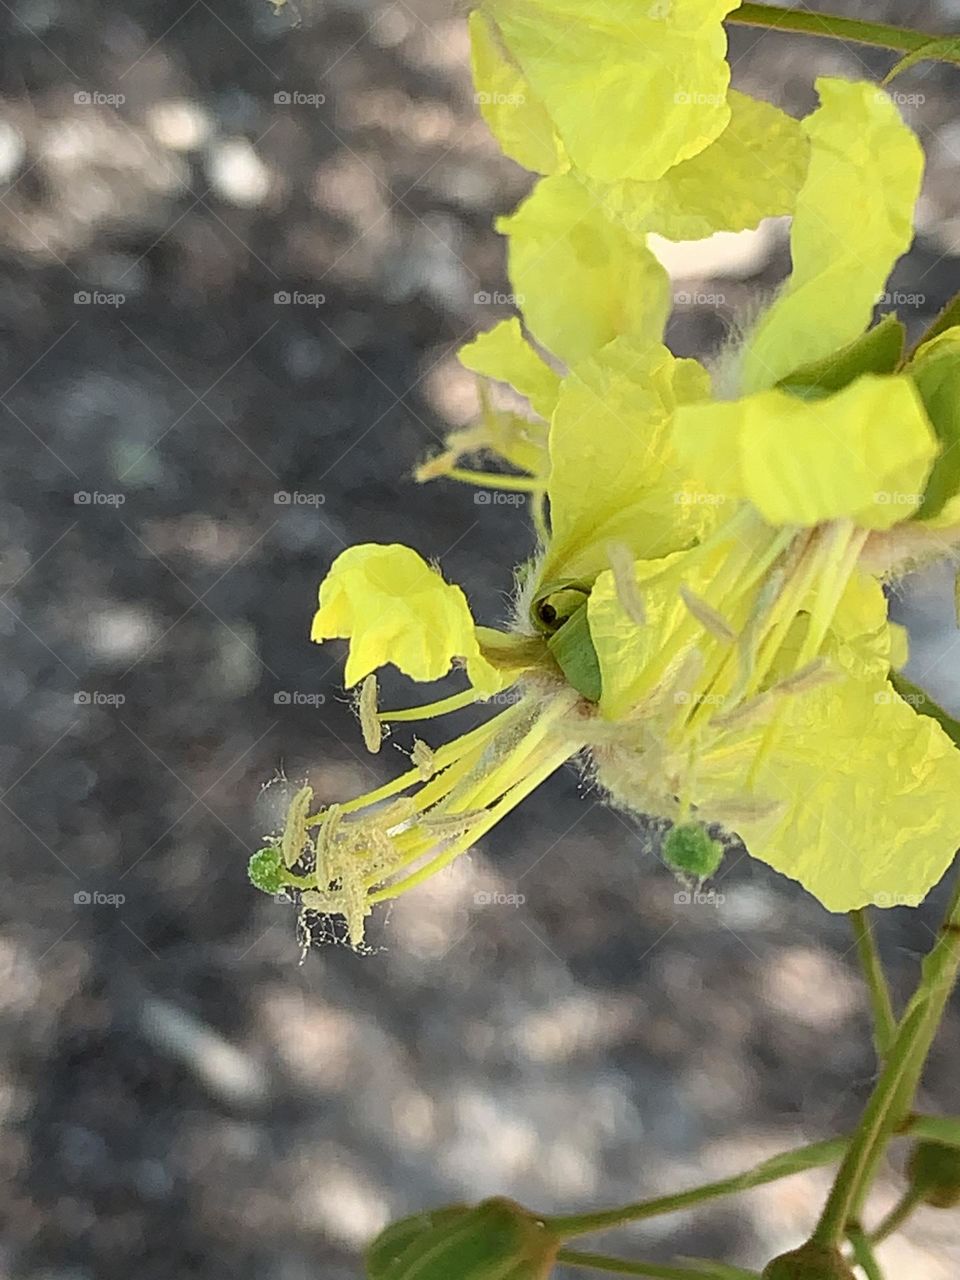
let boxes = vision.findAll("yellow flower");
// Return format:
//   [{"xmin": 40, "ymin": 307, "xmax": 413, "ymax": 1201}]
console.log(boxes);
[
  {"xmin": 262, "ymin": 79, "xmax": 960, "ymax": 940},
  {"xmin": 472, "ymin": 0, "xmax": 742, "ymax": 183}
]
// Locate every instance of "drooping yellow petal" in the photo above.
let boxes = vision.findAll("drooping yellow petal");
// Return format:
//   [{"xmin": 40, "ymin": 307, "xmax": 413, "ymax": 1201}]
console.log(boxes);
[
  {"xmin": 541, "ymin": 337, "xmax": 714, "ymax": 584},
  {"xmin": 696, "ymin": 670, "xmax": 960, "ymax": 912},
  {"xmin": 672, "ymin": 374, "xmax": 938, "ymax": 530},
  {"xmin": 498, "ymin": 172, "xmax": 671, "ymax": 367},
  {"xmin": 311, "ymin": 544, "xmax": 502, "ymax": 694},
  {"xmin": 469, "ymin": 10, "xmax": 565, "ymax": 175},
  {"xmin": 588, "ymin": 91, "xmax": 809, "ymax": 240},
  {"xmin": 484, "ymin": 0, "xmax": 739, "ymax": 183},
  {"xmin": 741, "ymin": 78, "xmax": 924, "ymax": 392},
  {"xmin": 459, "ymin": 318, "xmax": 561, "ymax": 421}
]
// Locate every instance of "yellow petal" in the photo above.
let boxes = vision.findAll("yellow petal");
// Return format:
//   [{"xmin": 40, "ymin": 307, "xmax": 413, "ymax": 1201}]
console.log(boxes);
[
  {"xmin": 588, "ymin": 91, "xmax": 809, "ymax": 240},
  {"xmin": 541, "ymin": 337, "xmax": 714, "ymax": 584},
  {"xmin": 697, "ymin": 670, "xmax": 960, "ymax": 912},
  {"xmin": 469, "ymin": 10, "xmax": 565, "ymax": 175},
  {"xmin": 588, "ymin": 542, "xmax": 729, "ymax": 721},
  {"xmin": 459, "ymin": 318, "xmax": 561, "ymax": 421},
  {"xmin": 741, "ymin": 78, "xmax": 924, "ymax": 392},
  {"xmin": 498, "ymin": 172, "xmax": 671, "ymax": 367},
  {"xmin": 672, "ymin": 374, "xmax": 938, "ymax": 529},
  {"xmin": 485, "ymin": 0, "xmax": 738, "ymax": 182},
  {"xmin": 311, "ymin": 544, "xmax": 502, "ymax": 694}
]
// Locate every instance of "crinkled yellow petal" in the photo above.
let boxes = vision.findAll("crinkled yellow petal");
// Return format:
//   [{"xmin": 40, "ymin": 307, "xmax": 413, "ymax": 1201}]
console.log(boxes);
[
  {"xmin": 741, "ymin": 78, "xmax": 924, "ymax": 392},
  {"xmin": 696, "ymin": 670, "xmax": 960, "ymax": 912},
  {"xmin": 541, "ymin": 337, "xmax": 714, "ymax": 584},
  {"xmin": 469, "ymin": 10, "xmax": 565, "ymax": 175},
  {"xmin": 588, "ymin": 91, "xmax": 809, "ymax": 240},
  {"xmin": 672, "ymin": 374, "xmax": 937, "ymax": 530},
  {"xmin": 485, "ymin": 0, "xmax": 738, "ymax": 183},
  {"xmin": 459, "ymin": 318, "xmax": 561, "ymax": 421},
  {"xmin": 311, "ymin": 544, "xmax": 502, "ymax": 694},
  {"xmin": 829, "ymin": 571, "xmax": 904, "ymax": 680},
  {"xmin": 498, "ymin": 172, "xmax": 671, "ymax": 367}
]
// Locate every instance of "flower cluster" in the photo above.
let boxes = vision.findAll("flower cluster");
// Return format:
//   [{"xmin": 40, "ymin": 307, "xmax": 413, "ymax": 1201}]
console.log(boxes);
[{"xmin": 253, "ymin": 0, "xmax": 960, "ymax": 945}]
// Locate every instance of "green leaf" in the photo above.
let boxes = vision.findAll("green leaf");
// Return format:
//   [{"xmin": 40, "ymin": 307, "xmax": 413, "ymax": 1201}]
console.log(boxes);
[
  {"xmin": 547, "ymin": 602, "xmax": 602, "ymax": 703},
  {"xmin": 777, "ymin": 312, "xmax": 905, "ymax": 400},
  {"xmin": 890, "ymin": 672, "xmax": 960, "ymax": 748},
  {"xmin": 366, "ymin": 1198, "xmax": 558, "ymax": 1280},
  {"xmin": 906, "ymin": 1115, "xmax": 960, "ymax": 1150},
  {"xmin": 905, "ymin": 331, "xmax": 960, "ymax": 519},
  {"xmin": 909, "ymin": 290, "xmax": 960, "ymax": 356}
]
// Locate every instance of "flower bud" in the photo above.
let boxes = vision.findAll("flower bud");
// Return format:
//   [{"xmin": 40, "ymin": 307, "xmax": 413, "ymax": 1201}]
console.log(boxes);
[
  {"xmin": 248, "ymin": 846, "xmax": 284, "ymax": 895},
  {"xmin": 762, "ymin": 1242, "xmax": 856, "ymax": 1280},
  {"xmin": 365, "ymin": 1197, "xmax": 558, "ymax": 1280},
  {"xmin": 663, "ymin": 822, "xmax": 724, "ymax": 880},
  {"xmin": 906, "ymin": 1139, "xmax": 960, "ymax": 1208}
]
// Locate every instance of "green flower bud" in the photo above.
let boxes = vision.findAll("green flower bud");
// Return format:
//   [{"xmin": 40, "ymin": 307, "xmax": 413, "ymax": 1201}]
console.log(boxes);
[
  {"xmin": 663, "ymin": 822, "xmax": 724, "ymax": 880},
  {"xmin": 248, "ymin": 846, "xmax": 284, "ymax": 895},
  {"xmin": 365, "ymin": 1197, "xmax": 558, "ymax": 1280},
  {"xmin": 907, "ymin": 1139, "xmax": 960, "ymax": 1208},
  {"xmin": 762, "ymin": 1243, "xmax": 856, "ymax": 1280}
]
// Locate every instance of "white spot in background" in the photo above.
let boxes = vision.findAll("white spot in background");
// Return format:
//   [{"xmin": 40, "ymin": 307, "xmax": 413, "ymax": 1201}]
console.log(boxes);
[
  {"xmin": 84, "ymin": 604, "xmax": 159, "ymax": 662},
  {"xmin": 205, "ymin": 137, "xmax": 272, "ymax": 208},
  {"xmin": 0, "ymin": 120, "xmax": 25, "ymax": 185},
  {"xmin": 650, "ymin": 219, "xmax": 786, "ymax": 282},
  {"xmin": 145, "ymin": 99, "xmax": 213, "ymax": 152},
  {"xmin": 138, "ymin": 996, "xmax": 269, "ymax": 1107}
]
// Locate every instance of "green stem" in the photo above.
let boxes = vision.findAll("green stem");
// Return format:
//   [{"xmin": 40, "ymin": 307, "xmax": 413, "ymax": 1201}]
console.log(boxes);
[
  {"xmin": 870, "ymin": 1187, "xmax": 925, "ymax": 1245},
  {"xmin": 557, "ymin": 1251, "xmax": 758, "ymax": 1279},
  {"xmin": 850, "ymin": 908, "xmax": 897, "ymax": 1061},
  {"xmin": 727, "ymin": 3, "xmax": 960, "ymax": 65},
  {"xmin": 846, "ymin": 1225, "xmax": 884, "ymax": 1280},
  {"xmin": 545, "ymin": 1137, "xmax": 847, "ymax": 1237},
  {"xmin": 812, "ymin": 876, "xmax": 960, "ymax": 1246}
]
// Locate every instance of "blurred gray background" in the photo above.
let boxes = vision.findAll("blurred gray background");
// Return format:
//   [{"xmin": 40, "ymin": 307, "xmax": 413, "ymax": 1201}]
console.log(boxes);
[{"xmin": 3, "ymin": 1, "xmax": 960, "ymax": 1276}]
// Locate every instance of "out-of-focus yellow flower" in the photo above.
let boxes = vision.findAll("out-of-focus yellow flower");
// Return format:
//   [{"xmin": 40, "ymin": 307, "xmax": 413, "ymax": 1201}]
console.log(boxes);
[{"xmin": 472, "ymin": 0, "xmax": 741, "ymax": 183}]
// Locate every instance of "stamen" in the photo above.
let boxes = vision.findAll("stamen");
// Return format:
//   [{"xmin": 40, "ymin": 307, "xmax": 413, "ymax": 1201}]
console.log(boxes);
[
  {"xmin": 607, "ymin": 540, "xmax": 646, "ymax": 625},
  {"xmin": 411, "ymin": 738, "xmax": 436, "ymax": 781},
  {"xmin": 359, "ymin": 675, "xmax": 383, "ymax": 754},
  {"xmin": 679, "ymin": 585, "xmax": 737, "ymax": 643},
  {"xmin": 379, "ymin": 689, "xmax": 479, "ymax": 722},
  {"xmin": 282, "ymin": 785, "xmax": 313, "ymax": 869},
  {"xmin": 772, "ymin": 658, "xmax": 836, "ymax": 696},
  {"xmin": 705, "ymin": 796, "xmax": 785, "ymax": 823},
  {"xmin": 368, "ymin": 737, "xmax": 578, "ymax": 904},
  {"xmin": 443, "ymin": 467, "xmax": 546, "ymax": 493}
]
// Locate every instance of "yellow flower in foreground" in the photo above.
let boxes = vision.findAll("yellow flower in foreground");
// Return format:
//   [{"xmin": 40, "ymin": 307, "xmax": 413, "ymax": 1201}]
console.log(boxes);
[{"xmin": 254, "ymin": 79, "xmax": 960, "ymax": 941}]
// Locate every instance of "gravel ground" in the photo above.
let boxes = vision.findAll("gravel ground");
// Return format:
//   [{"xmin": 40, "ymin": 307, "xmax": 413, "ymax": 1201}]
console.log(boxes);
[{"xmin": 3, "ymin": 1, "xmax": 960, "ymax": 1277}]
